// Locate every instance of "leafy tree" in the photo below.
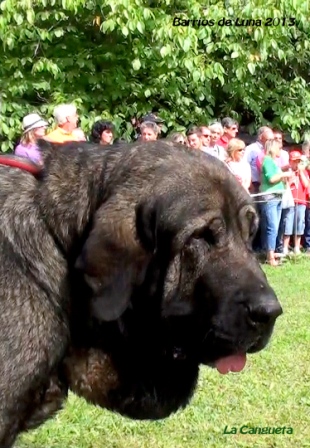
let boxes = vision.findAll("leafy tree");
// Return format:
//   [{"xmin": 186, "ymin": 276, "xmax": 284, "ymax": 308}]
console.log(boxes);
[{"xmin": 0, "ymin": 0, "xmax": 310, "ymax": 151}]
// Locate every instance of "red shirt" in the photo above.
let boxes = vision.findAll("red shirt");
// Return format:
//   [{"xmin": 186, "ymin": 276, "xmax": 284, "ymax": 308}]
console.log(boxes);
[
  {"xmin": 289, "ymin": 171, "xmax": 309, "ymax": 205},
  {"xmin": 217, "ymin": 135, "xmax": 229, "ymax": 148}
]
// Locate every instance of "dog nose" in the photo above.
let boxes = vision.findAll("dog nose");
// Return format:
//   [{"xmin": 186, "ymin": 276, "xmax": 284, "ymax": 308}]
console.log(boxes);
[{"xmin": 247, "ymin": 298, "xmax": 283, "ymax": 324}]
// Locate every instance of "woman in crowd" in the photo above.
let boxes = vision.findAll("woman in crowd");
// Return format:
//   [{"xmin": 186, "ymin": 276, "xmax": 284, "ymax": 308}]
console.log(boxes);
[
  {"xmin": 226, "ymin": 138, "xmax": 251, "ymax": 192},
  {"xmin": 15, "ymin": 113, "xmax": 48, "ymax": 165},
  {"xmin": 282, "ymin": 150, "xmax": 309, "ymax": 255},
  {"xmin": 140, "ymin": 121, "xmax": 159, "ymax": 142},
  {"xmin": 90, "ymin": 120, "xmax": 114, "ymax": 145},
  {"xmin": 167, "ymin": 132, "xmax": 187, "ymax": 145},
  {"xmin": 260, "ymin": 139, "xmax": 293, "ymax": 266}
]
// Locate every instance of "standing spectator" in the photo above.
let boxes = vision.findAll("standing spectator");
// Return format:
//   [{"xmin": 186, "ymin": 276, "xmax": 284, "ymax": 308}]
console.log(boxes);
[
  {"xmin": 140, "ymin": 113, "xmax": 165, "ymax": 135},
  {"xmin": 256, "ymin": 130, "xmax": 290, "ymax": 253},
  {"xmin": 140, "ymin": 121, "xmax": 159, "ymax": 141},
  {"xmin": 45, "ymin": 104, "xmax": 82, "ymax": 143},
  {"xmin": 272, "ymin": 129, "xmax": 289, "ymax": 252},
  {"xmin": 282, "ymin": 150, "xmax": 309, "ymax": 255},
  {"xmin": 186, "ymin": 126, "xmax": 202, "ymax": 150},
  {"xmin": 205, "ymin": 123, "xmax": 227, "ymax": 161},
  {"xmin": 244, "ymin": 126, "xmax": 274, "ymax": 193},
  {"xmin": 15, "ymin": 113, "xmax": 48, "ymax": 165},
  {"xmin": 167, "ymin": 132, "xmax": 187, "ymax": 145},
  {"xmin": 301, "ymin": 141, "xmax": 310, "ymax": 253},
  {"xmin": 217, "ymin": 117, "xmax": 239, "ymax": 148},
  {"xmin": 260, "ymin": 140, "xmax": 293, "ymax": 266},
  {"xmin": 90, "ymin": 120, "xmax": 114, "ymax": 145},
  {"xmin": 198, "ymin": 126, "xmax": 212, "ymax": 152},
  {"xmin": 209, "ymin": 122, "xmax": 223, "ymax": 144},
  {"xmin": 273, "ymin": 129, "xmax": 289, "ymax": 168},
  {"xmin": 257, "ymin": 129, "xmax": 289, "ymax": 173},
  {"xmin": 226, "ymin": 138, "xmax": 251, "ymax": 192}
]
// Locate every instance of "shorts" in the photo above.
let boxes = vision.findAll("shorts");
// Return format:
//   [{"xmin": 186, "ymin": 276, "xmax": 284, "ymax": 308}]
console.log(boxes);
[{"xmin": 283, "ymin": 204, "xmax": 306, "ymax": 236}]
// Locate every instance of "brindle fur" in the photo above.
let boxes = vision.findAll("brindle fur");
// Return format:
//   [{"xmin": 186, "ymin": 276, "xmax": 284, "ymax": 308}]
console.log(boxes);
[{"xmin": 0, "ymin": 141, "xmax": 282, "ymax": 447}]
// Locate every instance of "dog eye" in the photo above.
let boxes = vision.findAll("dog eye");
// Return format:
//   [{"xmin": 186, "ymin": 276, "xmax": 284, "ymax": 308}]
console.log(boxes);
[
  {"xmin": 194, "ymin": 227, "xmax": 217, "ymax": 245},
  {"xmin": 192, "ymin": 219, "xmax": 225, "ymax": 247}
]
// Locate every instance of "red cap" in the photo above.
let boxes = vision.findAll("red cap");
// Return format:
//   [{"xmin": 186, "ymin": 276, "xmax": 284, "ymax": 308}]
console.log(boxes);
[{"xmin": 289, "ymin": 150, "xmax": 302, "ymax": 160}]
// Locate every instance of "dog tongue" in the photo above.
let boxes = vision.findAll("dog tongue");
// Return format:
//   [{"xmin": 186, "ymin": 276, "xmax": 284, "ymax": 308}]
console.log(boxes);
[{"xmin": 215, "ymin": 354, "xmax": 247, "ymax": 374}]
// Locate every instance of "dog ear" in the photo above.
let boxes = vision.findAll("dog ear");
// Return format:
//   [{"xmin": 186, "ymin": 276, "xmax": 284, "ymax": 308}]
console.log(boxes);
[
  {"xmin": 135, "ymin": 199, "xmax": 158, "ymax": 253},
  {"xmin": 76, "ymin": 205, "xmax": 148, "ymax": 322}
]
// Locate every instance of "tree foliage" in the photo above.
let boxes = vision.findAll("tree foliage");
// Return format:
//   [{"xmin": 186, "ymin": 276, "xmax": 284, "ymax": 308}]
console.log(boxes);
[{"xmin": 0, "ymin": 0, "xmax": 310, "ymax": 151}]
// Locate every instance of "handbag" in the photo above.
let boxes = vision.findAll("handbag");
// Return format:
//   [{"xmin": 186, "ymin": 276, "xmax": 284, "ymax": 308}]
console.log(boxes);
[{"xmin": 281, "ymin": 183, "xmax": 295, "ymax": 209}]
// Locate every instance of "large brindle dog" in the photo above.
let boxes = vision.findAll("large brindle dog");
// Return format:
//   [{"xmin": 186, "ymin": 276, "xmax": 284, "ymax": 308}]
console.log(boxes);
[{"xmin": 0, "ymin": 140, "xmax": 282, "ymax": 447}]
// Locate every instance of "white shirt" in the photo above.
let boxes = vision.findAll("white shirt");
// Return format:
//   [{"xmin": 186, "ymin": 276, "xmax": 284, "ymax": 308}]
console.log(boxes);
[{"xmin": 201, "ymin": 145, "xmax": 227, "ymax": 162}]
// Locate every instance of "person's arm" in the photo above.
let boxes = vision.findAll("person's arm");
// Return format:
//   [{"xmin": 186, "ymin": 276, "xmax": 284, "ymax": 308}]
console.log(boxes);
[
  {"xmin": 298, "ymin": 166, "xmax": 310, "ymax": 188},
  {"xmin": 262, "ymin": 158, "xmax": 292, "ymax": 184},
  {"xmin": 244, "ymin": 163, "xmax": 252, "ymax": 191},
  {"xmin": 269, "ymin": 172, "xmax": 292, "ymax": 184}
]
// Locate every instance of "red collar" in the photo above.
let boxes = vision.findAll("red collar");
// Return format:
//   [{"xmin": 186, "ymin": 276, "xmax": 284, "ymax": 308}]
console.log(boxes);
[{"xmin": 0, "ymin": 155, "xmax": 42, "ymax": 177}]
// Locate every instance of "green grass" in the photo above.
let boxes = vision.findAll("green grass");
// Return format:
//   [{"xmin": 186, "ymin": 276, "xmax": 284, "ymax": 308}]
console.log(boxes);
[{"xmin": 17, "ymin": 259, "xmax": 310, "ymax": 448}]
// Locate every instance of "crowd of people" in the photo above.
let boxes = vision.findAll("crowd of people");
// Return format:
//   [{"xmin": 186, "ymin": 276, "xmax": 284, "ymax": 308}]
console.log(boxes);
[{"xmin": 10, "ymin": 103, "xmax": 310, "ymax": 267}]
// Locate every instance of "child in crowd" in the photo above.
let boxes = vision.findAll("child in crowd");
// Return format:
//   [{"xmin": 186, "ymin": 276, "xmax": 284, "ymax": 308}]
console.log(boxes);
[{"xmin": 282, "ymin": 150, "xmax": 310, "ymax": 255}]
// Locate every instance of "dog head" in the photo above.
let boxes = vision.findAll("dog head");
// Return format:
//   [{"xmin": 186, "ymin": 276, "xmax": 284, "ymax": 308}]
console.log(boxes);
[
  {"xmin": 133, "ymin": 177, "xmax": 281, "ymax": 371},
  {"xmin": 73, "ymin": 145, "xmax": 282, "ymax": 418},
  {"xmin": 78, "ymin": 147, "xmax": 282, "ymax": 371}
]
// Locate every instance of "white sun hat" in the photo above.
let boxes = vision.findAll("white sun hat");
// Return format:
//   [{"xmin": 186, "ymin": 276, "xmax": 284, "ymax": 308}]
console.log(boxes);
[{"xmin": 22, "ymin": 113, "xmax": 48, "ymax": 133}]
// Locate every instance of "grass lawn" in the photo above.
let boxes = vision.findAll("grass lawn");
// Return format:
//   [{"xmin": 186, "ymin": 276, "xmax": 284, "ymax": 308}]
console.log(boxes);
[{"xmin": 17, "ymin": 258, "xmax": 310, "ymax": 448}]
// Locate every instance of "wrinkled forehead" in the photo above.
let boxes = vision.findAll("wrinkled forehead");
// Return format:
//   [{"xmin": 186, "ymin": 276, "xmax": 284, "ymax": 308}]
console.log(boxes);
[{"xmin": 201, "ymin": 175, "xmax": 257, "ymax": 227}]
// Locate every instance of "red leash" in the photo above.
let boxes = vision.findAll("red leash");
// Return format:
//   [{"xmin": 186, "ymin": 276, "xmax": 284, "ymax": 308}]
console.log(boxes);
[{"xmin": 0, "ymin": 155, "xmax": 42, "ymax": 176}]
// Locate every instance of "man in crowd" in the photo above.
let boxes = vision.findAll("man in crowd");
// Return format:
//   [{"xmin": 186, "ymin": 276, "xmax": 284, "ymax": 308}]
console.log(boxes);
[
  {"xmin": 186, "ymin": 126, "xmax": 203, "ymax": 150},
  {"xmin": 244, "ymin": 126, "xmax": 274, "ymax": 194},
  {"xmin": 141, "ymin": 113, "xmax": 165, "ymax": 134},
  {"xmin": 204, "ymin": 122, "xmax": 227, "ymax": 161},
  {"xmin": 45, "ymin": 104, "xmax": 84, "ymax": 143},
  {"xmin": 217, "ymin": 117, "xmax": 239, "ymax": 148},
  {"xmin": 198, "ymin": 125, "xmax": 212, "ymax": 152},
  {"xmin": 132, "ymin": 112, "xmax": 165, "ymax": 140}
]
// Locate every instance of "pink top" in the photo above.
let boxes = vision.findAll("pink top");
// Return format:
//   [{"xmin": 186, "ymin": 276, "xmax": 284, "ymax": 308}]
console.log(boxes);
[
  {"xmin": 256, "ymin": 149, "xmax": 289, "ymax": 173},
  {"xmin": 227, "ymin": 160, "xmax": 251, "ymax": 192}
]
